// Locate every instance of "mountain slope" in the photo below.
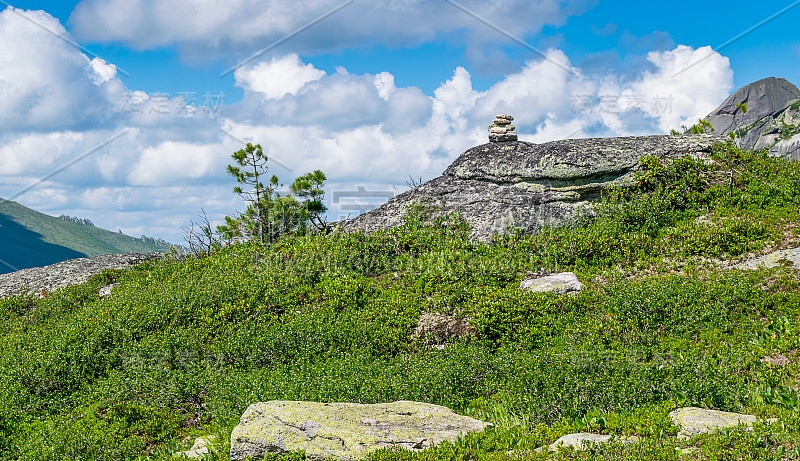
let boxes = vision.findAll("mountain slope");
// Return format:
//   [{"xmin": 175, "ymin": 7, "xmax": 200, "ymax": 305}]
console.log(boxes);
[{"xmin": 0, "ymin": 198, "xmax": 173, "ymax": 274}]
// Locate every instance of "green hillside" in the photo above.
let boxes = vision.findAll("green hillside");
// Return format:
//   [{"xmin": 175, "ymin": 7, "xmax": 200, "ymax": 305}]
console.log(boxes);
[
  {"xmin": 0, "ymin": 144, "xmax": 799, "ymax": 460},
  {"xmin": 0, "ymin": 198, "xmax": 174, "ymax": 274}
]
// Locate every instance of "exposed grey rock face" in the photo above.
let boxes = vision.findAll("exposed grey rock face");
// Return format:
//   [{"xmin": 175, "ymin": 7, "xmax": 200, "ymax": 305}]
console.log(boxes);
[
  {"xmin": 0, "ymin": 252, "xmax": 163, "ymax": 299},
  {"xmin": 229, "ymin": 400, "xmax": 490, "ymax": 461},
  {"xmin": 520, "ymin": 272, "xmax": 584, "ymax": 295},
  {"xmin": 345, "ymin": 134, "xmax": 720, "ymax": 241},
  {"xmin": 704, "ymin": 77, "xmax": 800, "ymax": 160}
]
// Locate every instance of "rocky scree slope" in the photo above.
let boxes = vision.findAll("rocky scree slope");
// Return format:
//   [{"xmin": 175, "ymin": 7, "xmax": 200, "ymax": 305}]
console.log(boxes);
[
  {"xmin": 346, "ymin": 134, "xmax": 720, "ymax": 241},
  {"xmin": 0, "ymin": 252, "xmax": 163, "ymax": 299},
  {"xmin": 704, "ymin": 77, "xmax": 800, "ymax": 159}
]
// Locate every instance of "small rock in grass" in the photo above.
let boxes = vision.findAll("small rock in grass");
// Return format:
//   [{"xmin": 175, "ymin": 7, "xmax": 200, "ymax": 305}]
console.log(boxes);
[
  {"xmin": 174, "ymin": 435, "xmax": 217, "ymax": 458},
  {"xmin": 732, "ymin": 247, "xmax": 800, "ymax": 270},
  {"xmin": 520, "ymin": 272, "xmax": 584, "ymax": 295},
  {"xmin": 99, "ymin": 282, "xmax": 120, "ymax": 297},
  {"xmin": 534, "ymin": 433, "xmax": 639, "ymax": 452},
  {"xmin": 412, "ymin": 312, "xmax": 475, "ymax": 347}
]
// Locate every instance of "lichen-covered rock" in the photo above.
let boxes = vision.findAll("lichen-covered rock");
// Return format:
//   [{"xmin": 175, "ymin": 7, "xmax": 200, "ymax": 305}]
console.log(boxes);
[
  {"xmin": 534, "ymin": 433, "xmax": 639, "ymax": 453},
  {"xmin": 669, "ymin": 407, "xmax": 775, "ymax": 439},
  {"xmin": 732, "ymin": 247, "xmax": 800, "ymax": 270},
  {"xmin": 520, "ymin": 272, "xmax": 584, "ymax": 295},
  {"xmin": 0, "ymin": 253, "xmax": 163, "ymax": 299},
  {"xmin": 344, "ymin": 134, "xmax": 719, "ymax": 241},
  {"xmin": 229, "ymin": 400, "xmax": 491, "ymax": 461}
]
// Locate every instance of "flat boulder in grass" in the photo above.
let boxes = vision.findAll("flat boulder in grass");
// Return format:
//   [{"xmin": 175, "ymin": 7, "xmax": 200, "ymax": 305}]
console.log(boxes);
[
  {"xmin": 520, "ymin": 272, "xmax": 584, "ymax": 295},
  {"xmin": 669, "ymin": 407, "xmax": 776, "ymax": 439},
  {"xmin": 229, "ymin": 400, "xmax": 492, "ymax": 461},
  {"xmin": 732, "ymin": 247, "xmax": 800, "ymax": 270},
  {"xmin": 533, "ymin": 433, "xmax": 639, "ymax": 453}
]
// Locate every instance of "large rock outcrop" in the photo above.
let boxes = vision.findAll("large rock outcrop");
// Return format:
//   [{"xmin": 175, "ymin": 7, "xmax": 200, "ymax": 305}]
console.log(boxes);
[
  {"xmin": 704, "ymin": 77, "xmax": 800, "ymax": 159},
  {"xmin": 345, "ymin": 134, "xmax": 719, "ymax": 241},
  {"xmin": 229, "ymin": 400, "xmax": 490, "ymax": 461}
]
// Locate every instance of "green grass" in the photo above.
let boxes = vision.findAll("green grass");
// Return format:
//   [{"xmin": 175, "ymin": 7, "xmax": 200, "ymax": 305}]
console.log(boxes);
[{"xmin": 0, "ymin": 144, "xmax": 799, "ymax": 460}]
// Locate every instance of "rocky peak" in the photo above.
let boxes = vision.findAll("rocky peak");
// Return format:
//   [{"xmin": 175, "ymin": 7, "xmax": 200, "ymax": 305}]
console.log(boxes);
[
  {"xmin": 705, "ymin": 77, "xmax": 799, "ymax": 133},
  {"xmin": 59, "ymin": 215, "xmax": 95, "ymax": 226},
  {"xmin": 704, "ymin": 77, "xmax": 800, "ymax": 159}
]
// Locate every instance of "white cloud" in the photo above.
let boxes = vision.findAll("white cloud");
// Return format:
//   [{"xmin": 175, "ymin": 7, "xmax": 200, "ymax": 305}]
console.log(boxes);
[
  {"xmin": 234, "ymin": 54, "xmax": 325, "ymax": 99},
  {"xmin": 621, "ymin": 45, "xmax": 733, "ymax": 132},
  {"xmin": 433, "ymin": 67, "xmax": 481, "ymax": 130},
  {"xmin": 373, "ymin": 72, "xmax": 396, "ymax": 100},
  {"xmin": 0, "ymin": 8, "xmax": 124, "ymax": 131},
  {"xmin": 88, "ymin": 57, "xmax": 117, "ymax": 84},
  {"xmin": 471, "ymin": 49, "xmax": 575, "ymax": 128},
  {"xmin": 0, "ymin": 132, "xmax": 84, "ymax": 175},
  {"xmin": 68, "ymin": 0, "xmax": 593, "ymax": 66},
  {"xmin": 127, "ymin": 141, "xmax": 231, "ymax": 186}
]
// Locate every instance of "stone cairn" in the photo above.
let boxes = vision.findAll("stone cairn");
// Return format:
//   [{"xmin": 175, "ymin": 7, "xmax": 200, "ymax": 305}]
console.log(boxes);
[{"xmin": 488, "ymin": 114, "xmax": 517, "ymax": 142}]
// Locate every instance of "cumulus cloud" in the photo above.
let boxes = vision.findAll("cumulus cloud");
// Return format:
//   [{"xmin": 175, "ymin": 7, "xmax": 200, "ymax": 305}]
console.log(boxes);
[
  {"xmin": 0, "ymin": 6, "xmax": 737, "ymax": 244},
  {"xmin": 620, "ymin": 45, "xmax": 733, "ymax": 132},
  {"xmin": 0, "ymin": 132, "xmax": 84, "ymax": 176},
  {"xmin": 127, "ymin": 141, "xmax": 232, "ymax": 186},
  {"xmin": 373, "ymin": 72, "xmax": 395, "ymax": 100},
  {"xmin": 234, "ymin": 54, "xmax": 325, "ymax": 99},
  {"xmin": 433, "ymin": 67, "xmax": 481, "ymax": 130},
  {"xmin": 0, "ymin": 8, "xmax": 124, "ymax": 132},
  {"xmin": 88, "ymin": 57, "xmax": 117, "ymax": 84}
]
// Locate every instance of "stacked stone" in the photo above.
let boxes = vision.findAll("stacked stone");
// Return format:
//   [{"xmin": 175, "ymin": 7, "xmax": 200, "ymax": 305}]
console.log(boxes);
[{"xmin": 488, "ymin": 114, "xmax": 517, "ymax": 142}]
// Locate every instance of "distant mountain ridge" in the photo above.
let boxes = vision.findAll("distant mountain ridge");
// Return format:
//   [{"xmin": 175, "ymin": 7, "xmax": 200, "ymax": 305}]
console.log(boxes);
[
  {"xmin": 0, "ymin": 198, "xmax": 174, "ymax": 275},
  {"xmin": 59, "ymin": 215, "xmax": 96, "ymax": 227}
]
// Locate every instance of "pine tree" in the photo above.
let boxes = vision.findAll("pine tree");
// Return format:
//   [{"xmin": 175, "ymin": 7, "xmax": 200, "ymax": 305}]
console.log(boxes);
[
  {"xmin": 217, "ymin": 143, "xmax": 328, "ymax": 243},
  {"xmin": 219, "ymin": 143, "xmax": 278, "ymax": 243}
]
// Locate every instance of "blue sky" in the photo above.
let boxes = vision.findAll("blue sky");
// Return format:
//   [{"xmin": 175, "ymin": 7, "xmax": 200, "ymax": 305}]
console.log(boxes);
[
  {"xmin": 1, "ymin": 0, "xmax": 799, "ymax": 245},
  {"xmin": 9, "ymin": 0, "xmax": 799, "ymax": 95}
]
